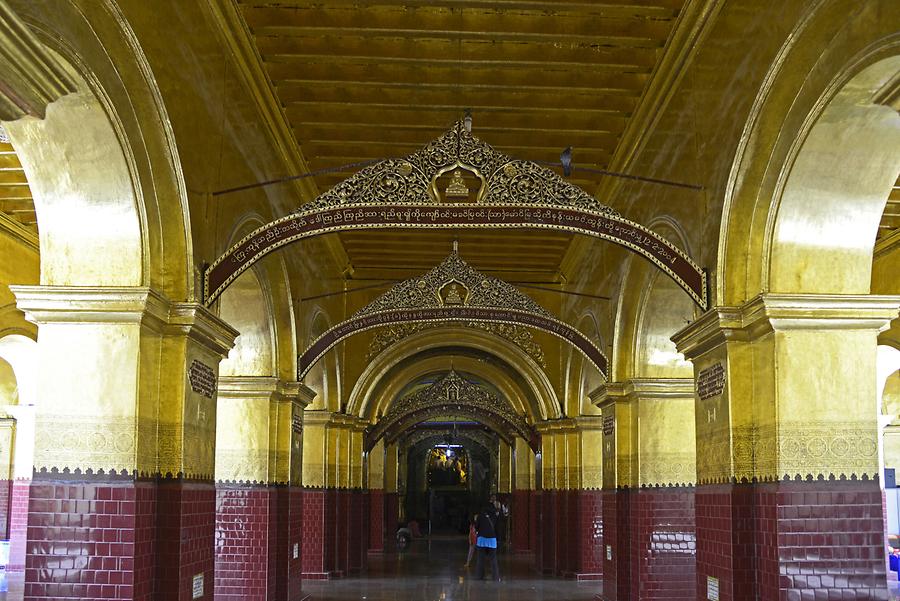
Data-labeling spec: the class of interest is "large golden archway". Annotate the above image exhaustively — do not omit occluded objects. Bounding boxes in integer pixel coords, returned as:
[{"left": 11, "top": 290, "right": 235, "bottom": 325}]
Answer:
[{"left": 204, "top": 121, "right": 707, "bottom": 309}]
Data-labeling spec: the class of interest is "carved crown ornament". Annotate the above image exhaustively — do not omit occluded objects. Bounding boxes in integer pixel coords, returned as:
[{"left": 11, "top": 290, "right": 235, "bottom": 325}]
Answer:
[
  {"left": 367, "top": 369, "right": 536, "bottom": 451},
  {"left": 296, "top": 248, "right": 608, "bottom": 382},
  {"left": 203, "top": 120, "right": 707, "bottom": 310}
]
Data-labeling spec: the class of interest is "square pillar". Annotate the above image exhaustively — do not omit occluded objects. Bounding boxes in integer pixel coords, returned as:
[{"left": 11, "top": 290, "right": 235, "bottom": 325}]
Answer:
[
  {"left": 11, "top": 286, "right": 237, "bottom": 601},
  {"left": 213, "top": 377, "right": 312, "bottom": 601},
  {"left": 593, "top": 379, "right": 697, "bottom": 600},
  {"left": 673, "top": 294, "right": 900, "bottom": 601},
  {"left": 367, "top": 439, "right": 385, "bottom": 553}
]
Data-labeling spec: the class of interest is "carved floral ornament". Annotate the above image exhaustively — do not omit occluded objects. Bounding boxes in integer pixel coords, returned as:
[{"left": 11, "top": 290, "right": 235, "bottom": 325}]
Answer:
[
  {"left": 366, "top": 321, "right": 545, "bottom": 367},
  {"left": 296, "top": 249, "right": 608, "bottom": 382},
  {"left": 367, "top": 369, "right": 535, "bottom": 450},
  {"left": 203, "top": 120, "right": 707, "bottom": 310}
]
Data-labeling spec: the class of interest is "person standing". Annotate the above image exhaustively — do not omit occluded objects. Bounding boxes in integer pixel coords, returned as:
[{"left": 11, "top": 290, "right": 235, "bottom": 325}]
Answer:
[
  {"left": 474, "top": 503, "right": 500, "bottom": 581},
  {"left": 464, "top": 514, "right": 477, "bottom": 567}
]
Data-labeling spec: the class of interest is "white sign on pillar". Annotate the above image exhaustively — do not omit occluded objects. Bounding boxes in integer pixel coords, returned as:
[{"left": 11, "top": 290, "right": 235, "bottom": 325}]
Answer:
[{"left": 192, "top": 573, "right": 204, "bottom": 599}]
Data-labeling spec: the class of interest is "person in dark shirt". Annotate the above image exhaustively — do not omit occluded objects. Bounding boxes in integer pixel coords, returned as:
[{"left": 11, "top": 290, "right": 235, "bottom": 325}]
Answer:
[{"left": 474, "top": 504, "right": 500, "bottom": 581}]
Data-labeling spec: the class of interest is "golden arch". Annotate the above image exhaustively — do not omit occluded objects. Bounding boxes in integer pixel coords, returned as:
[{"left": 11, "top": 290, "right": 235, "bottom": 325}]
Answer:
[{"left": 203, "top": 121, "right": 708, "bottom": 310}]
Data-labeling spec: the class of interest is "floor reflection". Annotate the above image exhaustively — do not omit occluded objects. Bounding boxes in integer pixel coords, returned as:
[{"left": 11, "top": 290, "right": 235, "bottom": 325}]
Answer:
[
  {"left": 304, "top": 537, "right": 599, "bottom": 601},
  {"left": 2, "top": 546, "right": 900, "bottom": 600}
]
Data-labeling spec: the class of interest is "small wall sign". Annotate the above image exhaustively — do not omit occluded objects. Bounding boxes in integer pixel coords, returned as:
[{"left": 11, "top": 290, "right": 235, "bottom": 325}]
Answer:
[
  {"left": 602, "top": 415, "right": 615, "bottom": 436},
  {"left": 192, "top": 573, "right": 204, "bottom": 599},
  {"left": 188, "top": 360, "right": 217, "bottom": 399},
  {"left": 606, "top": 545, "right": 612, "bottom": 561},
  {"left": 707, "top": 575, "right": 719, "bottom": 601},
  {"left": 697, "top": 363, "right": 726, "bottom": 400},
  {"left": 293, "top": 542, "right": 299, "bottom": 559}
]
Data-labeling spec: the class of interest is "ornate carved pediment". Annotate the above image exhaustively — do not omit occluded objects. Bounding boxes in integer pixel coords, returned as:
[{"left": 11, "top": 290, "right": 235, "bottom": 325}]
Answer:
[
  {"left": 369, "top": 370, "right": 534, "bottom": 448},
  {"left": 353, "top": 246, "right": 553, "bottom": 318},
  {"left": 297, "top": 120, "right": 618, "bottom": 216}
]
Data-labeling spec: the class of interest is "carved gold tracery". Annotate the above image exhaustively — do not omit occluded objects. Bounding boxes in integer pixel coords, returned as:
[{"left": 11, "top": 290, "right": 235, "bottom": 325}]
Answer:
[
  {"left": 203, "top": 121, "right": 707, "bottom": 309},
  {"left": 366, "top": 321, "right": 546, "bottom": 367},
  {"left": 297, "top": 249, "right": 607, "bottom": 381},
  {"left": 367, "top": 370, "right": 536, "bottom": 451}
]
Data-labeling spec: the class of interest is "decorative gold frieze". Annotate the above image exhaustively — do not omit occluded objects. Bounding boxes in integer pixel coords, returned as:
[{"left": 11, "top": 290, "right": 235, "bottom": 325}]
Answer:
[{"left": 366, "top": 320, "right": 546, "bottom": 367}]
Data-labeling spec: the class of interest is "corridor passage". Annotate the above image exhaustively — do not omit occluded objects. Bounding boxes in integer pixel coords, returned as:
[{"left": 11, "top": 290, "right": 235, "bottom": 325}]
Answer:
[{"left": 302, "top": 538, "right": 599, "bottom": 601}]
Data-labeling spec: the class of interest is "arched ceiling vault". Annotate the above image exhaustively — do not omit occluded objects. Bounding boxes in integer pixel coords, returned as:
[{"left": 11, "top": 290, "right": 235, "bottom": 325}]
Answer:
[
  {"left": 346, "top": 325, "right": 561, "bottom": 422},
  {"left": 368, "top": 369, "right": 536, "bottom": 451}
]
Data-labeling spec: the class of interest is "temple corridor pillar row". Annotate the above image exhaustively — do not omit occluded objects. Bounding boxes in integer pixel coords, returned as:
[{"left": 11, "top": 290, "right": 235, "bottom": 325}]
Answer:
[
  {"left": 531, "top": 420, "right": 604, "bottom": 580},
  {"left": 594, "top": 379, "right": 698, "bottom": 601},
  {"left": 10, "top": 286, "right": 238, "bottom": 601},
  {"left": 672, "top": 294, "right": 900, "bottom": 601},
  {"left": 300, "top": 412, "right": 368, "bottom": 580},
  {"left": 213, "top": 377, "right": 313, "bottom": 601}
]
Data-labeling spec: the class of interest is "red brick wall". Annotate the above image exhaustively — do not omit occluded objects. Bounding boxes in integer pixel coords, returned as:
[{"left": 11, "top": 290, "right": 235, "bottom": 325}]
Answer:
[
  {"left": 541, "top": 490, "right": 556, "bottom": 574},
  {"left": 287, "top": 486, "right": 304, "bottom": 598},
  {"left": 156, "top": 480, "right": 215, "bottom": 601},
  {"left": 573, "top": 489, "right": 603, "bottom": 580},
  {"left": 301, "top": 488, "right": 333, "bottom": 579},
  {"left": 368, "top": 488, "right": 384, "bottom": 552},
  {"left": 20, "top": 479, "right": 157, "bottom": 601},
  {"left": 511, "top": 489, "right": 530, "bottom": 553},
  {"left": 335, "top": 490, "right": 349, "bottom": 576},
  {"left": 0, "top": 478, "right": 11, "bottom": 540},
  {"left": 694, "top": 481, "right": 889, "bottom": 601},
  {"left": 630, "top": 488, "right": 696, "bottom": 600},
  {"left": 348, "top": 490, "right": 363, "bottom": 572},
  {"left": 555, "top": 489, "right": 569, "bottom": 575},
  {"left": 7, "top": 479, "right": 28, "bottom": 572},
  {"left": 214, "top": 485, "right": 277, "bottom": 601},
  {"left": 529, "top": 490, "right": 539, "bottom": 560},
  {"left": 601, "top": 488, "right": 630, "bottom": 601},
  {"left": 384, "top": 492, "right": 399, "bottom": 543}
]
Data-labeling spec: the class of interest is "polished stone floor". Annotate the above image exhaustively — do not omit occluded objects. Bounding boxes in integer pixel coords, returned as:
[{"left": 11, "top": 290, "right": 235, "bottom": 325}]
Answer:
[
  {"left": 304, "top": 537, "right": 600, "bottom": 600},
  {"left": 2, "top": 542, "right": 900, "bottom": 600}
]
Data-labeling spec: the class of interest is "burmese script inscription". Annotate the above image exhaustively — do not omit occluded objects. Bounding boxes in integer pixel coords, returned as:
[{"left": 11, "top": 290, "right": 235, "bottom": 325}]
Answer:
[
  {"left": 206, "top": 203, "right": 707, "bottom": 309},
  {"left": 297, "top": 305, "right": 608, "bottom": 380},
  {"left": 697, "top": 363, "right": 726, "bottom": 400},
  {"left": 189, "top": 360, "right": 217, "bottom": 399},
  {"left": 603, "top": 414, "right": 615, "bottom": 436}
]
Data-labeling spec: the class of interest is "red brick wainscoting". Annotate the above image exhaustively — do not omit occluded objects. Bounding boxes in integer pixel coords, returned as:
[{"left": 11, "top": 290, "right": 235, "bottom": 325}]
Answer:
[
  {"left": 20, "top": 478, "right": 158, "bottom": 601},
  {"left": 695, "top": 484, "right": 755, "bottom": 601},
  {"left": 629, "top": 488, "right": 696, "bottom": 600},
  {"left": 156, "top": 479, "right": 215, "bottom": 601},
  {"left": 286, "top": 486, "right": 304, "bottom": 599},
  {"left": 214, "top": 484, "right": 278, "bottom": 601},
  {"left": 301, "top": 488, "right": 337, "bottom": 579},
  {"left": 347, "top": 490, "right": 364, "bottom": 572},
  {"left": 572, "top": 489, "right": 603, "bottom": 580},
  {"left": 384, "top": 492, "right": 399, "bottom": 549},
  {"left": 6, "top": 479, "right": 29, "bottom": 572},
  {"left": 334, "top": 490, "right": 348, "bottom": 577},
  {"left": 0, "top": 478, "right": 11, "bottom": 540},
  {"left": 540, "top": 490, "right": 557, "bottom": 574},
  {"left": 696, "top": 481, "right": 889, "bottom": 601},
  {"left": 368, "top": 488, "right": 385, "bottom": 553},
  {"left": 601, "top": 488, "right": 629, "bottom": 601},
  {"left": 511, "top": 489, "right": 531, "bottom": 553}
]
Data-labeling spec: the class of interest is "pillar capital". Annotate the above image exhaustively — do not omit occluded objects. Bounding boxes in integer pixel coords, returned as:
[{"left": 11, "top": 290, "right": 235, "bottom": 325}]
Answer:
[
  {"left": 672, "top": 293, "right": 900, "bottom": 360},
  {"left": 9, "top": 285, "right": 238, "bottom": 479},
  {"left": 215, "top": 377, "right": 311, "bottom": 485},
  {"left": 673, "top": 294, "right": 900, "bottom": 485},
  {"left": 592, "top": 378, "right": 696, "bottom": 489}
]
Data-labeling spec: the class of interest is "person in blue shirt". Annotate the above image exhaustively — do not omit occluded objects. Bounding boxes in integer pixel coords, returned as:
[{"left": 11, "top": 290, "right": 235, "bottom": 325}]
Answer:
[{"left": 474, "top": 503, "right": 500, "bottom": 581}]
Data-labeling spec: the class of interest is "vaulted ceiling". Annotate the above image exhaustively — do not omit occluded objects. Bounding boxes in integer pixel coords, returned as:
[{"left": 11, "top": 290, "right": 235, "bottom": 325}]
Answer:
[
  {"left": 236, "top": 0, "right": 687, "bottom": 282},
  {"left": 0, "top": 135, "right": 36, "bottom": 235}
]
